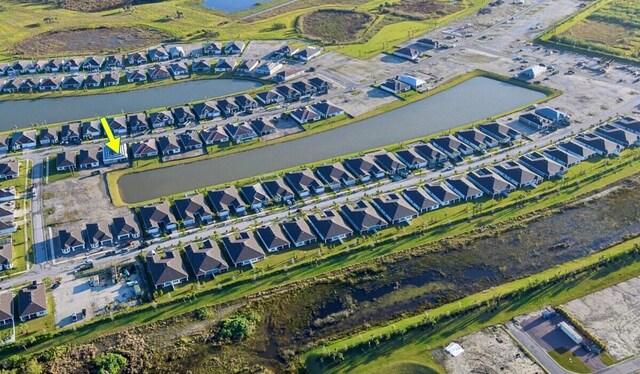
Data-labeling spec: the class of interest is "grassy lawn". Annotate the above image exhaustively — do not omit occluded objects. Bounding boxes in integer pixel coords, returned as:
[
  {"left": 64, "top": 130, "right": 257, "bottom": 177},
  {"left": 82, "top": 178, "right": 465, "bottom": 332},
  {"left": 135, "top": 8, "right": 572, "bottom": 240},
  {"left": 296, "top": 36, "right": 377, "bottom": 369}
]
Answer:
[
  {"left": 14, "top": 290, "right": 55, "bottom": 341},
  {"left": 304, "top": 238, "right": 640, "bottom": 373},
  {"left": 549, "top": 348, "right": 592, "bottom": 373},
  {"left": 45, "top": 156, "right": 74, "bottom": 185},
  {"left": 299, "top": 9, "right": 375, "bottom": 44},
  {"left": 539, "top": 0, "right": 639, "bottom": 62},
  {"left": 0, "top": 0, "right": 489, "bottom": 62},
  {"left": 107, "top": 70, "right": 559, "bottom": 207}
]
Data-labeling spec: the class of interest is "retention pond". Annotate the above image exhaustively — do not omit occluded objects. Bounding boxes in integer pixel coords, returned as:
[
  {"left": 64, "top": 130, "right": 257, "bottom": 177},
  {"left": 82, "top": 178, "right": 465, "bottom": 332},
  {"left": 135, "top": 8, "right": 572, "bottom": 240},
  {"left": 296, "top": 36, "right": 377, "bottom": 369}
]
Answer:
[
  {"left": 0, "top": 79, "right": 261, "bottom": 130},
  {"left": 118, "top": 77, "right": 546, "bottom": 204}
]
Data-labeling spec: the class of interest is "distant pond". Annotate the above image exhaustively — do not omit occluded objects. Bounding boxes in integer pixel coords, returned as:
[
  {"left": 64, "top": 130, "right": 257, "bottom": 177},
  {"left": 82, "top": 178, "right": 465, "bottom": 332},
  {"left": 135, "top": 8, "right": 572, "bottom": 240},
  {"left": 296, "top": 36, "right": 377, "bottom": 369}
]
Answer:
[
  {"left": 0, "top": 79, "right": 262, "bottom": 131},
  {"left": 202, "top": 0, "right": 276, "bottom": 12}
]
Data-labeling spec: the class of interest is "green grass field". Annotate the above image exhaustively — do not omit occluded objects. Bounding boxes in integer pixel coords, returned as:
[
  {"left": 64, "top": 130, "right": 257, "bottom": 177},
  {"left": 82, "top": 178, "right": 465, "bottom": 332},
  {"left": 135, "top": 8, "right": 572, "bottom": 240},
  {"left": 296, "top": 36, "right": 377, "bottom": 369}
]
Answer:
[
  {"left": 540, "top": 0, "right": 640, "bottom": 61},
  {"left": 549, "top": 348, "right": 592, "bottom": 373},
  {"left": 0, "top": 0, "right": 488, "bottom": 61}
]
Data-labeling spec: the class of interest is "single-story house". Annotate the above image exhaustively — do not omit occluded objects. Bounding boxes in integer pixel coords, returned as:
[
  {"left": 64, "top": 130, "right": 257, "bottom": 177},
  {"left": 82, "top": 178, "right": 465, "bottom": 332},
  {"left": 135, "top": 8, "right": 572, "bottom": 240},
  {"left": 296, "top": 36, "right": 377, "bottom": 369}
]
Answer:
[
  {"left": 59, "top": 228, "right": 86, "bottom": 253},
  {"left": 371, "top": 192, "right": 418, "bottom": 224},
  {"left": 307, "top": 210, "right": 353, "bottom": 243},
  {"left": 402, "top": 187, "right": 440, "bottom": 213},
  {"left": 55, "top": 151, "right": 76, "bottom": 172},
  {"left": 85, "top": 221, "right": 113, "bottom": 248},
  {"left": 206, "top": 187, "right": 246, "bottom": 219},
  {"left": 255, "top": 224, "right": 291, "bottom": 253},
  {"left": 138, "top": 201, "right": 178, "bottom": 236},
  {"left": 78, "top": 148, "right": 100, "bottom": 169},
  {"left": 130, "top": 139, "right": 159, "bottom": 159},
  {"left": 184, "top": 240, "right": 229, "bottom": 279},
  {"left": 147, "top": 251, "right": 189, "bottom": 289},
  {"left": 281, "top": 218, "right": 316, "bottom": 247},
  {"left": 340, "top": 201, "right": 388, "bottom": 235},
  {"left": 174, "top": 194, "right": 214, "bottom": 226},
  {"left": 18, "top": 282, "right": 48, "bottom": 322},
  {"left": 221, "top": 231, "right": 267, "bottom": 267}
]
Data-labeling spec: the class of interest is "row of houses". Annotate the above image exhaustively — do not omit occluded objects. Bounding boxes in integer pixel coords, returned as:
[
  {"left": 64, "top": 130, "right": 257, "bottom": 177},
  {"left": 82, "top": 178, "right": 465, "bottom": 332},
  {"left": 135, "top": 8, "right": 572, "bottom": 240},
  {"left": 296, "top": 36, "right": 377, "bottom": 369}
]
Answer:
[
  {"left": 0, "top": 72, "right": 122, "bottom": 93},
  {"left": 58, "top": 215, "right": 140, "bottom": 254},
  {"left": 137, "top": 123, "right": 640, "bottom": 288},
  {"left": 0, "top": 282, "right": 48, "bottom": 325},
  {"left": 0, "top": 41, "right": 246, "bottom": 78},
  {"left": 3, "top": 76, "right": 332, "bottom": 156}
]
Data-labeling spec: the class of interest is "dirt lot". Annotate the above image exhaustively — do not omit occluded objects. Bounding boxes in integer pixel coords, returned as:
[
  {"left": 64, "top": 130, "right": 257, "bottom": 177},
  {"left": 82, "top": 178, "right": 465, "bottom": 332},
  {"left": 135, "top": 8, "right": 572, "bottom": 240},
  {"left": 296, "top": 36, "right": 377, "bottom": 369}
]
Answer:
[
  {"left": 563, "top": 276, "right": 640, "bottom": 361},
  {"left": 389, "top": 0, "right": 464, "bottom": 19},
  {"left": 437, "top": 327, "right": 542, "bottom": 374},
  {"left": 53, "top": 266, "right": 142, "bottom": 327},
  {"left": 300, "top": 9, "right": 374, "bottom": 44},
  {"left": 43, "top": 172, "right": 133, "bottom": 238},
  {"left": 14, "top": 27, "right": 169, "bottom": 57}
]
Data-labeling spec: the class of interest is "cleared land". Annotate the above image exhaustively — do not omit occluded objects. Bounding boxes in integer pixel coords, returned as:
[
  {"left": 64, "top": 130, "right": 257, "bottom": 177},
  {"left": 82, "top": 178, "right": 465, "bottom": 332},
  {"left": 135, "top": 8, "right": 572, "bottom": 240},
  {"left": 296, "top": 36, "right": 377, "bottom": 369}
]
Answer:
[
  {"left": 385, "top": 0, "right": 465, "bottom": 20},
  {"left": 438, "top": 327, "right": 541, "bottom": 374},
  {"left": 547, "top": 0, "right": 640, "bottom": 60},
  {"left": 299, "top": 9, "right": 374, "bottom": 44},
  {"left": 14, "top": 27, "right": 170, "bottom": 57},
  {"left": 563, "top": 276, "right": 640, "bottom": 361}
]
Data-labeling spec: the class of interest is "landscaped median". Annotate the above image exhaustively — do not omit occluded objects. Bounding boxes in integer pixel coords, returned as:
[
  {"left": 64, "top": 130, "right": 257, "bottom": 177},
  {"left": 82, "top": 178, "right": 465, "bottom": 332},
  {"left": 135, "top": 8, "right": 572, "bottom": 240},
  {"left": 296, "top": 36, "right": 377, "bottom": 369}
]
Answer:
[
  {"left": 1, "top": 149, "right": 637, "bottom": 360},
  {"left": 105, "top": 69, "right": 560, "bottom": 207}
]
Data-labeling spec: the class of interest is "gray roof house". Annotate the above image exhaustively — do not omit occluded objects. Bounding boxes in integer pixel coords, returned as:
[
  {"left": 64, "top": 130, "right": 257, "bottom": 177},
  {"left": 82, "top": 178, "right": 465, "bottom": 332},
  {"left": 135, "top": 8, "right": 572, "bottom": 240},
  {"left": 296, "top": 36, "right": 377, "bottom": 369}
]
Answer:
[
  {"left": 256, "top": 90, "right": 285, "bottom": 105},
  {"left": 424, "top": 183, "right": 462, "bottom": 206},
  {"left": 315, "top": 162, "right": 356, "bottom": 191},
  {"left": 179, "top": 131, "right": 204, "bottom": 151},
  {"left": 455, "top": 128, "right": 499, "bottom": 151},
  {"left": 199, "top": 127, "right": 229, "bottom": 145},
  {"left": 402, "top": 187, "right": 440, "bottom": 213},
  {"left": 138, "top": 202, "right": 178, "bottom": 236},
  {"left": 466, "top": 168, "right": 516, "bottom": 198},
  {"left": 130, "top": 139, "right": 159, "bottom": 159},
  {"left": 149, "top": 110, "right": 175, "bottom": 128},
  {"left": 343, "top": 154, "right": 385, "bottom": 183},
  {"left": 11, "top": 130, "right": 37, "bottom": 151},
  {"left": 543, "top": 146, "right": 582, "bottom": 167},
  {"left": 307, "top": 210, "right": 354, "bottom": 243},
  {"left": 250, "top": 118, "right": 277, "bottom": 136},
  {"left": 55, "top": 151, "right": 75, "bottom": 172},
  {"left": 613, "top": 116, "right": 640, "bottom": 136},
  {"left": 493, "top": 160, "right": 543, "bottom": 188},
  {"left": 0, "top": 292, "right": 12, "bottom": 325},
  {"left": 340, "top": 201, "right": 388, "bottom": 234},
  {"left": 81, "top": 120, "right": 102, "bottom": 139},
  {"left": 371, "top": 192, "right": 418, "bottom": 224},
  {"left": 431, "top": 136, "right": 473, "bottom": 160},
  {"left": 112, "top": 215, "right": 140, "bottom": 241},
  {"left": 290, "top": 107, "right": 321, "bottom": 124},
  {"left": 0, "top": 160, "right": 18, "bottom": 180},
  {"left": 126, "top": 113, "right": 150, "bottom": 133},
  {"left": 147, "top": 251, "right": 189, "bottom": 289},
  {"left": 59, "top": 228, "right": 85, "bottom": 254},
  {"left": 444, "top": 177, "right": 483, "bottom": 201},
  {"left": 262, "top": 179, "right": 295, "bottom": 203},
  {"left": 206, "top": 187, "right": 246, "bottom": 219},
  {"left": 0, "top": 238, "right": 13, "bottom": 270},
  {"left": 557, "top": 140, "right": 597, "bottom": 160},
  {"left": 310, "top": 101, "right": 344, "bottom": 119},
  {"left": 281, "top": 218, "right": 317, "bottom": 247},
  {"left": 412, "top": 143, "right": 448, "bottom": 166},
  {"left": 221, "top": 231, "right": 266, "bottom": 267},
  {"left": 518, "top": 152, "right": 566, "bottom": 179},
  {"left": 174, "top": 194, "right": 214, "bottom": 226},
  {"left": 380, "top": 78, "right": 411, "bottom": 95},
  {"left": 157, "top": 134, "right": 181, "bottom": 156},
  {"left": 224, "top": 123, "right": 258, "bottom": 143},
  {"left": 255, "top": 224, "right": 291, "bottom": 253},
  {"left": 240, "top": 183, "right": 270, "bottom": 211},
  {"left": 285, "top": 169, "right": 325, "bottom": 198},
  {"left": 18, "top": 282, "right": 47, "bottom": 322},
  {"left": 193, "top": 101, "right": 221, "bottom": 120},
  {"left": 85, "top": 222, "right": 113, "bottom": 248},
  {"left": 594, "top": 124, "right": 639, "bottom": 148},
  {"left": 185, "top": 239, "right": 229, "bottom": 279},
  {"left": 371, "top": 150, "right": 408, "bottom": 176},
  {"left": 38, "top": 128, "right": 58, "bottom": 146},
  {"left": 77, "top": 148, "right": 100, "bottom": 169},
  {"left": 171, "top": 106, "right": 196, "bottom": 125},
  {"left": 395, "top": 148, "right": 428, "bottom": 169},
  {"left": 478, "top": 122, "right": 521, "bottom": 144}
]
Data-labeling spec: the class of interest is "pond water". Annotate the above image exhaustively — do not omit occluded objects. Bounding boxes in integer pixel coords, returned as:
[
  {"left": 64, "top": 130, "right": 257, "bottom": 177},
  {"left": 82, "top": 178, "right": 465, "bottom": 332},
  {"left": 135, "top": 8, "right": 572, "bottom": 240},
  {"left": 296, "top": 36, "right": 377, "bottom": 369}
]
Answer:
[
  {"left": 0, "top": 79, "right": 261, "bottom": 130},
  {"left": 118, "top": 77, "right": 547, "bottom": 203},
  {"left": 202, "top": 0, "right": 276, "bottom": 12}
]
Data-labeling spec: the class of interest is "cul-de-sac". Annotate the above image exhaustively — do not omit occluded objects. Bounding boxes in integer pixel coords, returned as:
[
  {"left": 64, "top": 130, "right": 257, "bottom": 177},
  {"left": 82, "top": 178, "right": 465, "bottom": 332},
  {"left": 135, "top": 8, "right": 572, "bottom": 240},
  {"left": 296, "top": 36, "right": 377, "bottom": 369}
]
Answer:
[{"left": 0, "top": 0, "right": 639, "bottom": 373}]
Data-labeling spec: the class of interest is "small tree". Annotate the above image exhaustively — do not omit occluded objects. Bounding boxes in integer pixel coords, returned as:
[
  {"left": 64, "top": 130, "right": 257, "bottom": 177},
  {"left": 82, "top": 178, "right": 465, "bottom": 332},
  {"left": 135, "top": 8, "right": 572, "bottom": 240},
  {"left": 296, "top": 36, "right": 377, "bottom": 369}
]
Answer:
[{"left": 94, "top": 353, "right": 127, "bottom": 374}]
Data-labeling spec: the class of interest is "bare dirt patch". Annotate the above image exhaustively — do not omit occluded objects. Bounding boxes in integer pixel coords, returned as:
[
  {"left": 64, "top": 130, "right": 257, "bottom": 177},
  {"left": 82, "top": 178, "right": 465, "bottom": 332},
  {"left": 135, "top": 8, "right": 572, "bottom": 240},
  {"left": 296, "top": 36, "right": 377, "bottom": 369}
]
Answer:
[
  {"left": 43, "top": 173, "right": 131, "bottom": 234},
  {"left": 299, "top": 9, "right": 374, "bottom": 44},
  {"left": 563, "top": 276, "right": 640, "bottom": 361},
  {"left": 14, "top": 26, "right": 170, "bottom": 57},
  {"left": 17, "top": 0, "right": 166, "bottom": 12},
  {"left": 387, "top": 0, "right": 464, "bottom": 20},
  {"left": 436, "top": 327, "right": 542, "bottom": 374}
]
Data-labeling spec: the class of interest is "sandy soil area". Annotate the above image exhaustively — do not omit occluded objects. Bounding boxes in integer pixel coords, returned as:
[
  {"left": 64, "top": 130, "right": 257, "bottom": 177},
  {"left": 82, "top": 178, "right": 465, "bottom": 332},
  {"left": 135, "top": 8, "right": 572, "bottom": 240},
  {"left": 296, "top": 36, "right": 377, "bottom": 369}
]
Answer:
[
  {"left": 43, "top": 173, "right": 133, "bottom": 234},
  {"left": 438, "top": 327, "right": 543, "bottom": 374},
  {"left": 563, "top": 276, "right": 640, "bottom": 360}
]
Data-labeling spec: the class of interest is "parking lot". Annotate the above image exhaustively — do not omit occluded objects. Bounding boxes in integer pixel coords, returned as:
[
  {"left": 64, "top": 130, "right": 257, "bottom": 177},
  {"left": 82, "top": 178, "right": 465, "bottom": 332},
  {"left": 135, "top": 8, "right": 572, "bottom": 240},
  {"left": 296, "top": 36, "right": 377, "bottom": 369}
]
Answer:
[
  {"left": 516, "top": 312, "right": 606, "bottom": 371},
  {"left": 52, "top": 264, "right": 142, "bottom": 328}
]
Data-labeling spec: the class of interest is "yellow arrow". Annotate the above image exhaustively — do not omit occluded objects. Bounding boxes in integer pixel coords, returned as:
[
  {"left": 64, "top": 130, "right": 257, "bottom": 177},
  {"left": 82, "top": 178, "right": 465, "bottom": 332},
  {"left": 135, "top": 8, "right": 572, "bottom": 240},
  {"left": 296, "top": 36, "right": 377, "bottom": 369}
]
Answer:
[{"left": 100, "top": 117, "right": 121, "bottom": 153}]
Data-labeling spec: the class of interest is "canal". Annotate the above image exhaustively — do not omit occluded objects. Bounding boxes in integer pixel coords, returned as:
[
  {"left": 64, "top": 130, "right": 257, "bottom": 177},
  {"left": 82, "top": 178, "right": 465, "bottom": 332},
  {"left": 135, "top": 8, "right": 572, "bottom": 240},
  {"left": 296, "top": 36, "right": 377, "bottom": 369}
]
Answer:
[
  {"left": 0, "top": 79, "right": 261, "bottom": 130},
  {"left": 118, "top": 77, "right": 547, "bottom": 204}
]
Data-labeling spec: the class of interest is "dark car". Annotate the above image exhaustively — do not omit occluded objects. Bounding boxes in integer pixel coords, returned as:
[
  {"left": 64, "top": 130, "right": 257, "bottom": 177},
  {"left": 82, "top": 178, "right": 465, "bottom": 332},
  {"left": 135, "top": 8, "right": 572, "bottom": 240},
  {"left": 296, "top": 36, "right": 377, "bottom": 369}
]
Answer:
[{"left": 72, "top": 313, "right": 78, "bottom": 322}]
